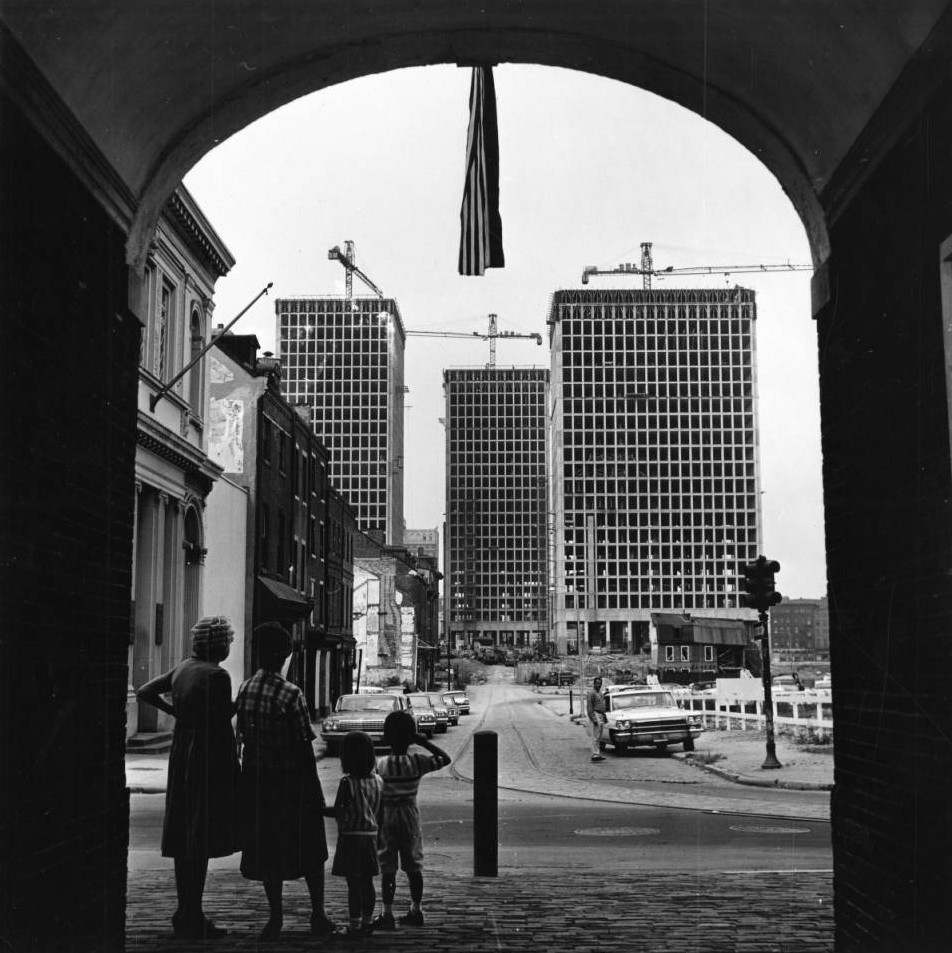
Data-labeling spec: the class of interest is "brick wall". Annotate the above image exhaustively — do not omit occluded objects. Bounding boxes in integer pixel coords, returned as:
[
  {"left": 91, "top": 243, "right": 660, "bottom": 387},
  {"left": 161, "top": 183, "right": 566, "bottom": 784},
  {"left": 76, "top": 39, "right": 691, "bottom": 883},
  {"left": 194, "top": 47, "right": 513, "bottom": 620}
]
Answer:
[
  {"left": 818, "top": 80, "right": 952, "bottom": 953},
  {"left": 1, "top": 96, "right": 138, "bottom": 950}
]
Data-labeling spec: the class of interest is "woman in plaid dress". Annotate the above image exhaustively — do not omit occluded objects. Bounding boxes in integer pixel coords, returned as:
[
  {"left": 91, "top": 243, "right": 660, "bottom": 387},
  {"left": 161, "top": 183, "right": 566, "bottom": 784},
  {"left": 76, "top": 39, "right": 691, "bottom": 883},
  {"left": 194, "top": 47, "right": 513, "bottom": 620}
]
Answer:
[{"left": 235, "top": 622, "right": 334, "bottom": 940}]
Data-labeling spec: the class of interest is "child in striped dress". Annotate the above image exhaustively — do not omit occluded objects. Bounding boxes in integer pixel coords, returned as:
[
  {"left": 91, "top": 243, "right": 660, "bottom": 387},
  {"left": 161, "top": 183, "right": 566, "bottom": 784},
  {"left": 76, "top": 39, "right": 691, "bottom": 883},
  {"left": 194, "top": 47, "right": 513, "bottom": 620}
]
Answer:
[
  {"left": 373, "top": 710, "right": 451, "bottom": 929},
  {"left": 327, "top": 731, "right": 384, "bottom": 939}
]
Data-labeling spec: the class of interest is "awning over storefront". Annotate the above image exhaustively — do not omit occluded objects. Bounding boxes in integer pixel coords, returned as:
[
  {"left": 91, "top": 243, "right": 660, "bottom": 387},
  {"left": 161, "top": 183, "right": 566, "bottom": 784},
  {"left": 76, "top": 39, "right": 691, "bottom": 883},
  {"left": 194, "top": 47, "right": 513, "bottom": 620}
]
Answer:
[
  {"left": 305, "top": 627, "right": 356, "bottom": 650},
  {"left": 651, "top": 613, "right": 749, "bottom": 646},
  {"left": 256, "top": 575, "right": 313, "bottom": 622}
]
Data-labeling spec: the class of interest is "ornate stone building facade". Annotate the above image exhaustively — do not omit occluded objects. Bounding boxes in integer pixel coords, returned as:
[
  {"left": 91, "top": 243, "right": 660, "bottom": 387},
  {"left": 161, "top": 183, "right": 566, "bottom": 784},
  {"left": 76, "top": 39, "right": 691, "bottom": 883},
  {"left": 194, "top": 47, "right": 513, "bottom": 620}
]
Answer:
[{"left": 128, "top": 187, "right": 234, "bottom": 738}]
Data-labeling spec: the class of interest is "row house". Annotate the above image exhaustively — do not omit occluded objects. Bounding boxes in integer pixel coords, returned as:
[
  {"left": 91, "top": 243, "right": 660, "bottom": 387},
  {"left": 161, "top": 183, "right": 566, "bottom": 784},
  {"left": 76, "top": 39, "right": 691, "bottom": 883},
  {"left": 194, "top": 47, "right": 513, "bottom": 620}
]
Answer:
[
  {"left": 207, "top": 333, "right": 355, "bottom": 715},
  {"left": 128, "top": 187, "right": 234, "bottom": 740}
]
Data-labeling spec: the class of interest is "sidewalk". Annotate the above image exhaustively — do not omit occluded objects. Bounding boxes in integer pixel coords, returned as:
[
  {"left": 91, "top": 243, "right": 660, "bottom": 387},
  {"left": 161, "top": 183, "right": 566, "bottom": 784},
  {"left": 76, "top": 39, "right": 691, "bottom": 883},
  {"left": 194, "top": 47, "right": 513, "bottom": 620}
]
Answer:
[{"left": 533, "top": 688, "right": 834, "bottom": 792}]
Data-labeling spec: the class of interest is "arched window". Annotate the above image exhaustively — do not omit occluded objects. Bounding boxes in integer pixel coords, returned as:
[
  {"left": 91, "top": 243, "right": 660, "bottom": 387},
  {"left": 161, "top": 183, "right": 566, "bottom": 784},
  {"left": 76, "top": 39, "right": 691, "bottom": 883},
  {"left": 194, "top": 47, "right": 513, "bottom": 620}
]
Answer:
[{"left": 188, "top": 308, "right": 205, "bottom": 415}]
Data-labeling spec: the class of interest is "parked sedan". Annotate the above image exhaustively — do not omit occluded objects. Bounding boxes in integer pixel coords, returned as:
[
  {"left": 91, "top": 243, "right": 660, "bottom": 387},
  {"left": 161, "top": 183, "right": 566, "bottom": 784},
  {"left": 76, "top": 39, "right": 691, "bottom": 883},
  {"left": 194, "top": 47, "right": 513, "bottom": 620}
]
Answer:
[
  {"left": 443, "top": 689, "right": 470, "bottom": 715},
  {"left": 321, "top": 693, "right": 407, "bottom": 755},
  {"left": 439, "top": 692, "right": 461, "bottom": 726},
  {"left": 403, "top": 693, "right": 439, "bottom": 738},
  {"left": 603, "top": 686, "right": 703, "bottom": 754},
  {"left": 421, "top": 692, "right": 452, "bottom": 733}
]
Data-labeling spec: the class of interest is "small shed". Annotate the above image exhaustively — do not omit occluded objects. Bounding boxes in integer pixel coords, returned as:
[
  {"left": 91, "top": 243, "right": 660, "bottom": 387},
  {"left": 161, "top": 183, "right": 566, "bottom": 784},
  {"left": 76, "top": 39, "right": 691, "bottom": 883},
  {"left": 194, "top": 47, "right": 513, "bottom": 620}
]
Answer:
[{"left": 651, "top": 613, "right": 752, "bottom": 684}]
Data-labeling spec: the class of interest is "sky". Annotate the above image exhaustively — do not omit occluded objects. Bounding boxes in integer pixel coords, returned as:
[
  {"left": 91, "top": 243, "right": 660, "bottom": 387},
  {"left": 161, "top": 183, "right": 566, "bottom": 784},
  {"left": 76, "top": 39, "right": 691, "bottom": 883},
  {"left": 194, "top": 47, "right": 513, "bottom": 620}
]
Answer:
[{"left": 184, "top": 64, "right": 825, "bottom": 598}]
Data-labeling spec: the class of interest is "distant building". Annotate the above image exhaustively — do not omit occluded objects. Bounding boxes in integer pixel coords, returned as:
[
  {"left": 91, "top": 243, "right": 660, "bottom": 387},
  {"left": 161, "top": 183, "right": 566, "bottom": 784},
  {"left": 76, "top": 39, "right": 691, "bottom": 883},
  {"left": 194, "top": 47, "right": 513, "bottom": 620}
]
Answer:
[
  {"left": 129, "top": 186, "right": 233, "bottom": 739},
  {"left": 353, "top": 535, "right": 441, "bottom": 689},
  {"left": 275, "top": 296, "right": 406, "bottom": 546},
  {"left": 404, "top": 527, "right": 440, "bottom": 562},
  {"left": 207, "top": 333, "right": 355, "bottom": 714},
  {"left": 770, "top": 596, "right": 829, "bottom": 660},
  {"left": 548, "top": 287, "right": 762, "bottom": 654},
  {"left": 444, "top": 367, "right": 549, "bottom": 649}
]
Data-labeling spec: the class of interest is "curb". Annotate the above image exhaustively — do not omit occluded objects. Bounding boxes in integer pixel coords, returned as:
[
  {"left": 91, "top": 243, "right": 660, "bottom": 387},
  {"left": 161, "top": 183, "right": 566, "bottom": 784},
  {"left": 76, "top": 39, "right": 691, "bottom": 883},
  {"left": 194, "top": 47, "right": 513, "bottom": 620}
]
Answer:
[{"left": 681, "top": 756, "right": 834, "bottom": 792}]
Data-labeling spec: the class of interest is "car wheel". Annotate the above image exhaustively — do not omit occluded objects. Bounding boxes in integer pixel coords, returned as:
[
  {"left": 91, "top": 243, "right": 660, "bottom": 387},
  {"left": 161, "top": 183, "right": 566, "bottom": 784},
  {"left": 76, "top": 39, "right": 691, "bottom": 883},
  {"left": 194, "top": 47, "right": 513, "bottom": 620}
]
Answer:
[
  {"left": 325, "top": 741, "right": 339, "bottom": 757},
  {"left": 438, "top": 724, "right": 448, "bottom": 734},
  {"left": 425, "top": 729, "right": 434, "bottom": 739},
  {"left": 612, "top": 743, "right": 627, "bottom": 756},
  {"left": 683, "top": 737, "right": 696, "bottom": 753},
  {"left": 654, "top": 742, "right": 668, "bottom": 752}
]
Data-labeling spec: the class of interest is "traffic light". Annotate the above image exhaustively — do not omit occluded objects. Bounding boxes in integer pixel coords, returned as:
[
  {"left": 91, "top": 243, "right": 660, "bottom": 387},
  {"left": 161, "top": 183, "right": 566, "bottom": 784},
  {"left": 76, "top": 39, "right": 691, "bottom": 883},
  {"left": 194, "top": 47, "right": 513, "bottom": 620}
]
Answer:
[{"left": 740, "top": 555, "right": 782, "bottom": 612}]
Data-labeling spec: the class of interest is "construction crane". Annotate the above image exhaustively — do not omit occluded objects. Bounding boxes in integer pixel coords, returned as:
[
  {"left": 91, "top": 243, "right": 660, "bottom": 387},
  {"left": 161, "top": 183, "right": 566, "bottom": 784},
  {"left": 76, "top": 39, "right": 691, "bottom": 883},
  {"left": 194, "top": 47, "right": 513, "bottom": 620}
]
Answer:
[
  {"left": 405, "top": 313, "right": 543, "bottom": 367},
  {"left": 582, "top": 241, "right": 813, "bottom": 289},
  {"left": 327, "top": 241, "right": 385, "bottom": 299}
]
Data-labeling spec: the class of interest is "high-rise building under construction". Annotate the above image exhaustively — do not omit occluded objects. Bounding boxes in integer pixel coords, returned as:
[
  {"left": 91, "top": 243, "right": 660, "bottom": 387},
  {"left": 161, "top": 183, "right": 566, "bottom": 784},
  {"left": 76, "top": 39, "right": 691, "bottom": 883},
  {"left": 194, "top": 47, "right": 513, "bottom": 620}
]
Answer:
[
  {"left": 276, "top": 296, "right": 405, "bottom": 545},
  {"left": 548, "top": 287, "right": 762, "bottom": 654},
  {"left": 444, "top": 367, "right": 549, "bottom": 649}
]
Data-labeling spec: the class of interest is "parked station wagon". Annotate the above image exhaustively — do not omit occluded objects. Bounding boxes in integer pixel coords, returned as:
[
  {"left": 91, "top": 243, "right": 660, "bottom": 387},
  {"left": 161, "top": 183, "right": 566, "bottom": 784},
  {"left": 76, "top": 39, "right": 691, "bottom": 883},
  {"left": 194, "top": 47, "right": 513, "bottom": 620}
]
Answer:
[{"left": 603, "top": 686, "right": 703, "bottom": 754}]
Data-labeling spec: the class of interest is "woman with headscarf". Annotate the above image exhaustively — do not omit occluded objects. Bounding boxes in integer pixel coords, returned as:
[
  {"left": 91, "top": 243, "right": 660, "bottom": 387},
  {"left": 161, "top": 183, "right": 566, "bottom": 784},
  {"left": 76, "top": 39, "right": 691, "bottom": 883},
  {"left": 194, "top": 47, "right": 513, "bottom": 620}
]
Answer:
[
  {"left": 235, "top": 622, "right": 336, "bottom": 939},
  {"left": 137, "top": 614, "right": 240, "bottom": 940}
]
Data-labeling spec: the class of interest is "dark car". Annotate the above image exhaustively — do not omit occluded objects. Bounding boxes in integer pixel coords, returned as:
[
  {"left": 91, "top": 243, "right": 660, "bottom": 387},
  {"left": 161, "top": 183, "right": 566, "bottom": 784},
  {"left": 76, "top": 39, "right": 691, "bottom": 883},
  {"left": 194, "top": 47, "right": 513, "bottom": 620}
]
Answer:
[{"left": 539, "top": 669, "right": 578, "bottom": 686}]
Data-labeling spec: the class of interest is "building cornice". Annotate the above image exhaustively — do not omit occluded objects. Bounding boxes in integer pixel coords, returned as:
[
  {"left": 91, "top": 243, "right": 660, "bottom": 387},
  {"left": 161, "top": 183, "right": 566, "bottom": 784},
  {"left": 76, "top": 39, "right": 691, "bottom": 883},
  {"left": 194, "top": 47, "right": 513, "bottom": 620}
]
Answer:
[
  {"left": 137, "top": 410, "right": 222, "bottom": 494},
  {"left": 164, "top": 187, "right": 236, "bottom": 280},
  {"left": 548, "top": 287, "right": 756, "bottom": 324}
]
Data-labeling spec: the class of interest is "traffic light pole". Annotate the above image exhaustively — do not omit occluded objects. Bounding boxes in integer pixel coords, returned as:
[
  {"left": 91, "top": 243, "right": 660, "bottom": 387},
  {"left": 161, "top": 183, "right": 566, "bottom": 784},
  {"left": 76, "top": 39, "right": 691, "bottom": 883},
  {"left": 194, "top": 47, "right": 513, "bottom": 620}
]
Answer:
[{"left": 758, "top": 609, "right": 782, "bottom": 769}]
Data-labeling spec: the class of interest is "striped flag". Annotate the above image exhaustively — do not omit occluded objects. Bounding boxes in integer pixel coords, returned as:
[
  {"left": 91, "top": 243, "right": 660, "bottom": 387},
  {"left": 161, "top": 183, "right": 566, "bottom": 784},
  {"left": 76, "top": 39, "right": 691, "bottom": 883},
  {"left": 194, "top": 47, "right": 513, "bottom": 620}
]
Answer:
[{"left": 459, "top": 66, "right": 505, "bottom": 276}]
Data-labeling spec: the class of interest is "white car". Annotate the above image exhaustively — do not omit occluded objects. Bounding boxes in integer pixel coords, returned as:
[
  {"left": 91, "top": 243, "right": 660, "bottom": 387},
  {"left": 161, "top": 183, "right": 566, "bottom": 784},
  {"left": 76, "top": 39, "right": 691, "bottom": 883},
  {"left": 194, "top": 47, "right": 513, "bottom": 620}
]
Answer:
[{"left": 603, "top": 686, "right": 704, "bottom": 754}]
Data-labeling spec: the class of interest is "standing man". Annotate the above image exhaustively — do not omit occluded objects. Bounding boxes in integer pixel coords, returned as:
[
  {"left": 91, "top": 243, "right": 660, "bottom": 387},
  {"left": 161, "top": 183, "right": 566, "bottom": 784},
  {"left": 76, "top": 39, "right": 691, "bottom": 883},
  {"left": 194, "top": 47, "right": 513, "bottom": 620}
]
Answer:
[{"left": 586, "top": 676, "right": 607, "bottom": 763}]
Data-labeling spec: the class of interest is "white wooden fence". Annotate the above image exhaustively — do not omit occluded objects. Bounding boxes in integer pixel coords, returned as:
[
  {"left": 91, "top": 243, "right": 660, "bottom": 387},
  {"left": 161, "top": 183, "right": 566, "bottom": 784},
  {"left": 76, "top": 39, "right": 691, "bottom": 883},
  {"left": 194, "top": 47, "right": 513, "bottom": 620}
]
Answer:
[{"left": 681, "top": 678, "right": 833, "bottom": 739}]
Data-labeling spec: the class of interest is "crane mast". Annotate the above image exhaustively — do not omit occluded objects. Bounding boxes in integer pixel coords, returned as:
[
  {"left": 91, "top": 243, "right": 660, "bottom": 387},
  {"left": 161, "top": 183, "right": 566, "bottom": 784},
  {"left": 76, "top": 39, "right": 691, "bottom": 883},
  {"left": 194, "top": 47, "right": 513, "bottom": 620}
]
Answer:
[{"left": 327, "top": 241, "right": 385, "bottom": 298}]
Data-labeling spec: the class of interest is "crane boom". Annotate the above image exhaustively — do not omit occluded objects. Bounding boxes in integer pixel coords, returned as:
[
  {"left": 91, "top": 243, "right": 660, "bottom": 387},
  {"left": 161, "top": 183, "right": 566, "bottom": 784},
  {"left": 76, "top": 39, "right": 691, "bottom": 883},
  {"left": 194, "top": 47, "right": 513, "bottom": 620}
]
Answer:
[
  {"left": 405, "top": 314, "right": 542, "bottom": 367},
  {"left": 581, "top": 241, "right": 813, "bottom": 284}
]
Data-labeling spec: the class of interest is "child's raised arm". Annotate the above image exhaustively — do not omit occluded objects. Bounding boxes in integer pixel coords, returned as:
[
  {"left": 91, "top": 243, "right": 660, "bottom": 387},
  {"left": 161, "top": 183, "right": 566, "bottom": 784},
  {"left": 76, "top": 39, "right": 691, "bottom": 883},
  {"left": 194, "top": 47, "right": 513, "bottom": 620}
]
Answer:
[{"left": 413, "top": 732, "right": 451, "bottom": 768}]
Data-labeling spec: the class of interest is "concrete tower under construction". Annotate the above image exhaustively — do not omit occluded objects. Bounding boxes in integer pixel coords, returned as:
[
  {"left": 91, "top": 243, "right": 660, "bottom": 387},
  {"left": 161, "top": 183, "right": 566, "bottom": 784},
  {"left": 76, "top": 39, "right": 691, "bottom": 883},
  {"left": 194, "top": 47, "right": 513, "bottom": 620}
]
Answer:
[
  {"left": 276, "top": 296, "right": 405, "bottom": 545},
  {"left": 548, "top": 287, "right": 762, "bottom": 654},
  {"left": 444, "top": 366, "right": 549, "bottom": 649}
]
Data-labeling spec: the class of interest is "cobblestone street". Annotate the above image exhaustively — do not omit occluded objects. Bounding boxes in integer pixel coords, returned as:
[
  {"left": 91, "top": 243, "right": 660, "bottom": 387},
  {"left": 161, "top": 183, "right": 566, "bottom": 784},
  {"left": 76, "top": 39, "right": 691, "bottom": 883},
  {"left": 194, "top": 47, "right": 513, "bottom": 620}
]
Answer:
[{"left": 127, "top": 865, "right": 833, "bottom": 952}]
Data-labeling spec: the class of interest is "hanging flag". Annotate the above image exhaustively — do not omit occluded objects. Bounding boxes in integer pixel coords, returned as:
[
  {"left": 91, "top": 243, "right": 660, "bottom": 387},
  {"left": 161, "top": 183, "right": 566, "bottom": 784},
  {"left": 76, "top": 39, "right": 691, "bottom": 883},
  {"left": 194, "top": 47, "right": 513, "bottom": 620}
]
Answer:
[{"left": 459, "top": 66, "right": 505, "bottom": 276}]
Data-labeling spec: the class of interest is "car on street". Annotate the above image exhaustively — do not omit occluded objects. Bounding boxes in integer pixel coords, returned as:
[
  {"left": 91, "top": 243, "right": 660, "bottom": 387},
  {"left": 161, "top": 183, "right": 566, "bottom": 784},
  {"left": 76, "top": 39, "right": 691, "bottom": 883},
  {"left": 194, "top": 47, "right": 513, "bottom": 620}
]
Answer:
[
  {"left": 602, "top": 686, "right": 704, "bottom": 754},
  {"left": 538, "top": 669, "right": 578, "bottom": 686},
  {"left": 438, "top": 692, "right": 461, "bottom": 726},
  {"left": 417, "top": 692, "right": 452, "bottom": 733},
  {"left": 444, "top": 689, "right": 470, "bottom": 715},
  {"left": 321, "top": 693, "right": 408, "bottom": 755},
  {"left": 404, "top": 693, "right": 439, "bottom": 737}
]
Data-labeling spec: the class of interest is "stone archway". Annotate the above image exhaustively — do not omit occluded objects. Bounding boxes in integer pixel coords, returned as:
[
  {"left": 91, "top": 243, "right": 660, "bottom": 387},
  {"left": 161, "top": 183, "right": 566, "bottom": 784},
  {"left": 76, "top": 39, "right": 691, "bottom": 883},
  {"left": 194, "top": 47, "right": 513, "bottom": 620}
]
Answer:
[
  {"left": 4, "top": 5, "right": 952, "bottom": 951},
  {"left": 126, "top": 31, "right": 829, "bottom": 277}
]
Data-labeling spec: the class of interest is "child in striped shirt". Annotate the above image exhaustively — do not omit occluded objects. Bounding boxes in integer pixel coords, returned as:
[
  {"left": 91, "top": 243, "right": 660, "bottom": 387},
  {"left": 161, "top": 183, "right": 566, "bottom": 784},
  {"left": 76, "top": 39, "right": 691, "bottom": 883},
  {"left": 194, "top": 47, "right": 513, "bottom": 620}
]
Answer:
[
  {"left": 373, "top": 710, "right": 451, "bottom": 929},
  {"left": 327, "top": 731, "right": 384, "bottom": 939}
]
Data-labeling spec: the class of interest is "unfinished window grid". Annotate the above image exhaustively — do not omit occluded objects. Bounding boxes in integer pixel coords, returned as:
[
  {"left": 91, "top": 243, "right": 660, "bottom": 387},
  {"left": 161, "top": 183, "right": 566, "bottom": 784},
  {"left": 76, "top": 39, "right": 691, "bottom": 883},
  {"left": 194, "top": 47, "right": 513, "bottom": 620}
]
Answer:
[
  {"left": 551, "top": 288, "right": 762, "bottom": 617},
  {"left": 445, "top": 368, "right": 549, "bottom": 641},
  {"left": 276, "top": 297, "right": 402, "bottom": 537}
]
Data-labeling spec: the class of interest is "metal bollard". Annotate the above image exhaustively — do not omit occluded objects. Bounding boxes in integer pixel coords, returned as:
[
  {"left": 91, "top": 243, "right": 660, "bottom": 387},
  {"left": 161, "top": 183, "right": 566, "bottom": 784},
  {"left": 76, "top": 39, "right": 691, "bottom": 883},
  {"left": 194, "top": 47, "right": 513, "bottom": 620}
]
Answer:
[
  {"left": 569, "top": 688, "right": 573, "bottom": 714},
  {"left": 473, "top": 730, "right": 498, "bottom": 877}
]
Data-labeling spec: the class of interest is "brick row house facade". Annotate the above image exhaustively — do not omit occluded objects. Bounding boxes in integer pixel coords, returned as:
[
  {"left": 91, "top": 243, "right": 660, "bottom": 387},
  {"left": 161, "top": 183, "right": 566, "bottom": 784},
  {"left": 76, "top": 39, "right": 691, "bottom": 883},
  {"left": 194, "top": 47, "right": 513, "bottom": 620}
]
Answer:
[{"left": 208, "top": 333, "right": 356, "bottom": 715}]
